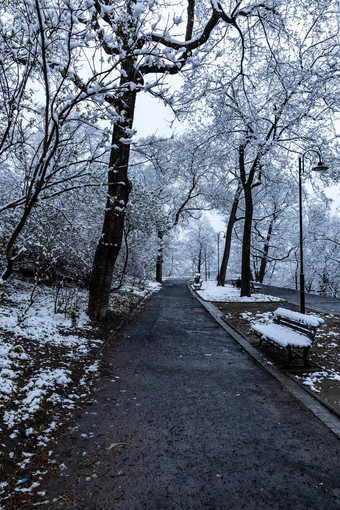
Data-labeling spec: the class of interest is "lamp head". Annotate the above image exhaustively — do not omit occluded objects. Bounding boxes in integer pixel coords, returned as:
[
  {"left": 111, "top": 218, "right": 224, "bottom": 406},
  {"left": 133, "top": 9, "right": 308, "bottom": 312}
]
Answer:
[{"left": 312, "top": 160, "right": 329, "bottom": 172}]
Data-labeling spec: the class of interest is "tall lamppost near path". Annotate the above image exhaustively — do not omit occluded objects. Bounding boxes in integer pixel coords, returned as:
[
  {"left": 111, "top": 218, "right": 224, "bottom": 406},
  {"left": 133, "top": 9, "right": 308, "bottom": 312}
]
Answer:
[
  {"left": 217, "top": 231, "right": 226, "bottom": 280},
  {"left": 298, "top": 150, "right": 328, "bottom": 314}
]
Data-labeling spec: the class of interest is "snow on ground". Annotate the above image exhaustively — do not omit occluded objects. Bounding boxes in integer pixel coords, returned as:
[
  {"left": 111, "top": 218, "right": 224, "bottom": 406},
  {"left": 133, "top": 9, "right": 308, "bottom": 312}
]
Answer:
[
  {"left": 0, "top": 276, "right": 161, "bottom": 505},
  {"left": 195, "top": 283, "right": 339, "bottom": 402},
  {"left": 0, "top": 281, "right": 100, "bottom": 427},
  {"left": 295, "top": 370, "right": 340, "bottom": 393},
  {"left": 229, "top": 307, "right": 340, "bottom": 405},
  {"left": 196, "top": 281, "right": 282, "bottom": 302}
]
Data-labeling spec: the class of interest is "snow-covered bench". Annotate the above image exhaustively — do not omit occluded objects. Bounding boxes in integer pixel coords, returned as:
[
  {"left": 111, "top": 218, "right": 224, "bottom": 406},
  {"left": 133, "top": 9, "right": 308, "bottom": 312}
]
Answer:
[
  {"left": 231, "top": 279, "right": 261, "bottom": 293},
  {"left": 250, "top": 281, "right": 261, "bottom": 293},
  {"left": 192, "top": 274, "right": 203, "bottom": 290},
  {"left": 251, "top": 307, "right": 324, "bottom": 368}
]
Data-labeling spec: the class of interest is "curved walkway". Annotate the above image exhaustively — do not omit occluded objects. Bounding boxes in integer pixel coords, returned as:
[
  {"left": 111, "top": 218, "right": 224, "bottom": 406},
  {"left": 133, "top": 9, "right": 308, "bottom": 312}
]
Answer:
[
  {"left": 261, "top": 285, "right": 340, "bottom": 315},
  {"left": 39, "top": 280, "right": 339, "bottom": 509}
]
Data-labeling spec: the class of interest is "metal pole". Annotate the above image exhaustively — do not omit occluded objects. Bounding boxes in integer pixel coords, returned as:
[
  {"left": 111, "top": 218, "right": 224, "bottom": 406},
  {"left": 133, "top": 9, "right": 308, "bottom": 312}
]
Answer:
[{"left": 299, "top": 156, "right": 305, "bottom": 314}]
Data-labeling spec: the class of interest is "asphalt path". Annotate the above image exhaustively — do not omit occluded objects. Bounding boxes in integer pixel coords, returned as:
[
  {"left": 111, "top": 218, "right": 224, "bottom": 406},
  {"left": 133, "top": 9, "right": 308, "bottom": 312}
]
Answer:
[
  {"left": 39, "top": 280, "right": 340, "bottom": 509},
  {"left": 261, "top": 284, "right": 340, "bottom": 315}
]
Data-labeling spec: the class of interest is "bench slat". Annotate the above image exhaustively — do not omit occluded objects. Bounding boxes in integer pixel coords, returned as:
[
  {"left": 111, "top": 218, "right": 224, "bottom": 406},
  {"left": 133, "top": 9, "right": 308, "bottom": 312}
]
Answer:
[
  {"left": 274, "top": 307, "right": 324, "bottom": 327},
  {"left": 252, "top": 323, "right": 312, "bottom": 348}
]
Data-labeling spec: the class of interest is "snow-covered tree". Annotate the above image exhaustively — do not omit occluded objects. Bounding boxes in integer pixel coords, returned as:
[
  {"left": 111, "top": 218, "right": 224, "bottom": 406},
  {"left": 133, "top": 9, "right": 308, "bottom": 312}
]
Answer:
[
  {"left": 85, "top": 0, "right": 287, "bottom": 319},
  {"left": 132, "top": 131, "right": 215, "bottom": 282},
  {"left": 180, "top": 0, "right": 339, "bottom": 296},
  {"left": 0, "top": 0, "right": 119, "bottom": 280}
]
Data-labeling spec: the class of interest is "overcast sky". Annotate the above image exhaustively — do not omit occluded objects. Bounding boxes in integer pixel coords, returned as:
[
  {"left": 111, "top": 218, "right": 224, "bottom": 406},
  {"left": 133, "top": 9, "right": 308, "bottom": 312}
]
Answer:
[{"left": 134, "top": 91, "right": 185, "bottom": 138}]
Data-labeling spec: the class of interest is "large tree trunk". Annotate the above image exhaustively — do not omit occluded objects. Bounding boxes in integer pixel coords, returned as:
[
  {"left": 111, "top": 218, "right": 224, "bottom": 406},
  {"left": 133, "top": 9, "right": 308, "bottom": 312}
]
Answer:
[
  {"left": 239, "top": 146, "right": 254, "bottom": 297},
  {"left": 217, "top": 182, "right": 242, "bottom": 286},
  {"left": 156, "top": 231, "right": 163, "bottom": 283},
  {"left": 88, "top": 77, "right": 137, "bottom": 320},
  {"left": 257, "top": 216, "right": 274, "bottom": 283},
  {"left": 241, "top": 183, "right": 253, "bottom": 297},
  {"left": 197, "top": 246, "right": 202, "bottom": 274},
  {"left": 156, "top": 253, "right": 162, "bottom": 283}
]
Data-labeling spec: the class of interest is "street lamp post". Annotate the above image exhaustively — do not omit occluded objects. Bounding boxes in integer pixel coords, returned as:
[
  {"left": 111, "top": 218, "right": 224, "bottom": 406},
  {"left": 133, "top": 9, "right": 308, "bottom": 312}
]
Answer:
[{"left": 298, "top": 150, "right": 328, "bottom": 314}]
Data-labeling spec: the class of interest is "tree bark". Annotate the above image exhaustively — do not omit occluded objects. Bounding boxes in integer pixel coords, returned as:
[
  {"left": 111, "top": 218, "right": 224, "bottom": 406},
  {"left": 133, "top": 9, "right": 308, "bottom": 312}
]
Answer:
[
  {"left": 197, "top": 245, "right": 202, "bottom": 274},
  {"left": 241, "top": 183, "right": 253, "bottom": 297},
  {"left": 217, "top": 182, "right": 242, "bottom": 286},
  {"left": 156, "top": 231, "right": 163, "bottom": 283},
  {"left": 257, "top": 216, "right": 274, "bottom": 283},
  {"left": 239, "top": 146, "right": 254, "bottom": 297},
  {"left": 111, "top": 231, "right": 130, "bottom": 292},
  {"left": 88, "top": 70, "right": 137, "bottom": 320}
]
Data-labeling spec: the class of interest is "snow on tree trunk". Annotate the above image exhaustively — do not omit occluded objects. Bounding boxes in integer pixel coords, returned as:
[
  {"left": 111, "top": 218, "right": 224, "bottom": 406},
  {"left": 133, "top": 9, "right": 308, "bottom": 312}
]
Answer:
[
  {"left": 257, "top": 216, "right": 275, "bottom": 283},
  {"left": 241, "top": 183, "right": 253, "bottom": 297},
  {"left": 156, "top": 231, "right": 164, "bottom": 284},
  {"left": 197, "top": 245, "right": 202, "bottom": 274},
  {"left": 88, "top": 83, "right": 137, "bottom": 321}
]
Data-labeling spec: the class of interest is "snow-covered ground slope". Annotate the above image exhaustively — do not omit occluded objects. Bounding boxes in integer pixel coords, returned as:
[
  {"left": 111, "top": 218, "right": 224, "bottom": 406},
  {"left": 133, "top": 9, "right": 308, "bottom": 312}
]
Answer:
[
  {"left": 196, "top": 281, "right": 282, "bottom": 302},
  {"left": 0, "top": 276, "right": 160, "bottom": 504}
]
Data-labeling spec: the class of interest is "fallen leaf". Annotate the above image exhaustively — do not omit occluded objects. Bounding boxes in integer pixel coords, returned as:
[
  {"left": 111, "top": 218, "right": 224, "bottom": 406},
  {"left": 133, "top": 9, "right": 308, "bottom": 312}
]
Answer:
[{"left": 106, "top": 442, "right": 127, "bottom": 451}]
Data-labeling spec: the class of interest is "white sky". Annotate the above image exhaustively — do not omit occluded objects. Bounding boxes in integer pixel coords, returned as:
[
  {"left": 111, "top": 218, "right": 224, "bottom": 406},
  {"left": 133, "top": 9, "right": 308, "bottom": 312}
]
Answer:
[{"left": 134, "top": 92, "right": 176, "bottom": 137}]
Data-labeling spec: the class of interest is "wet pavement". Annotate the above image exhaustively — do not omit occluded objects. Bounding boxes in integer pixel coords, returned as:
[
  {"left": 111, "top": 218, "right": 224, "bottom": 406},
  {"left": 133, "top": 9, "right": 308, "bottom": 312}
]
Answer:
[
  {"left": 38, "top": 280, "right": 340, "bottom": 509},
  {"left": 261, "top": 285, "right": 340, "bottom": 315}
]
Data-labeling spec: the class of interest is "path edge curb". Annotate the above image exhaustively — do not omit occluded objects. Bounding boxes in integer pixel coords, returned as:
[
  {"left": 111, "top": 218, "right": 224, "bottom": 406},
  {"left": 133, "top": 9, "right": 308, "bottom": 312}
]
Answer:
[{"left": 188, "top": 282, "right": 340, "bottom": 439}]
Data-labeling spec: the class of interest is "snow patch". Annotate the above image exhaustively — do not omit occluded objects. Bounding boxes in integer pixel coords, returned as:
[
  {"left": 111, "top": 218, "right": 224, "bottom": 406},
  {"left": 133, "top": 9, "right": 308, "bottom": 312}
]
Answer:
[{"left": 196, "top": 281, "right": 282, "bottom": 303}]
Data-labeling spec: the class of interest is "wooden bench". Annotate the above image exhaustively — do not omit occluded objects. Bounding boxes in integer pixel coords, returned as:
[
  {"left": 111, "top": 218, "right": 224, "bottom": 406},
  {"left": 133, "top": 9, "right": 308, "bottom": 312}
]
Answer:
[
  {"left": 250, "top": 281, "right": 261, "bottom": 293},
  {"left": 231, "top": 279, "right": 241, "bottom": 288},
  {"left": 192, "top": 275, "right": 203, "bottom": 290},
  {"left": 251, "top": 307, "right": 324, "bottom": 368},
  {"left": 231, "top": 279, "right": 261, "bottom": 293}
]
